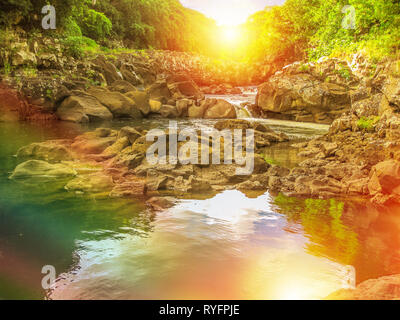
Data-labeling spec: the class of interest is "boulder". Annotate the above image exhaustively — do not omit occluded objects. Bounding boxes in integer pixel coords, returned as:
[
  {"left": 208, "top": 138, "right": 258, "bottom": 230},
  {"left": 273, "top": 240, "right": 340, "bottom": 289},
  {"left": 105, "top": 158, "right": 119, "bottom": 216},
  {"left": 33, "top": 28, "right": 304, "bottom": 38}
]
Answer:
[
  {"left": 16, "top": 141, "right": 72, "bottom": 162},
  {"left": 118, "top": 127, "right": 142, "bottom": 144},
  {"left": 149, "top": 99, "right": 162, "bottom": 113},
  {"left": 109, "top": 80, "right": 138, "bottom": 94},
  {"left": 65, "top": 173, "right": 114, "bottom": 193},
  {"left": 87, "top": 87, "right": 142, "bottom": 119},
  {"left": 125, "top": 90, "right": 151, "bottom": 116},
  {"left": 10, "top": 160, "right": 77, "bottom": 179},
  {"left": 256, "top": 68, "right": 352, "bottom": 124},
  {"left": 109, "top": 180, "right": 147, "bottom": 198},
  {"left": 146, "top": 80, "right": 172, "bottom": 102},
  {"left": 146, "top": 196, "right": 176, "bottom": 211},
  {"left": 159, "top": 105, "right": 179, "bottom": 118},
  {"left": 120, "top": 64, "right": 142, "bottom": 86},
  {"left": 203, "top": 99, "right": 237, "bottom": 119},
  {"left": 368, "top": 160, "right": 400, "bottom": 195},
  {"left": 56, "top": 92, "right": 113, "bottom": 123},
  {"left": 92, "top": 56, "right": 122, "bottom": 85}
]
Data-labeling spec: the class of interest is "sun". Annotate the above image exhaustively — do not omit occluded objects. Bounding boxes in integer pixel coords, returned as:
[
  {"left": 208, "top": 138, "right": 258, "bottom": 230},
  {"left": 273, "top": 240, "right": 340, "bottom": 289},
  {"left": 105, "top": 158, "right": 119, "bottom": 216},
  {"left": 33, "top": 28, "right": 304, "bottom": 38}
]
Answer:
[{"left": 220, "top": 27, "right": 240, "bottom": 44}]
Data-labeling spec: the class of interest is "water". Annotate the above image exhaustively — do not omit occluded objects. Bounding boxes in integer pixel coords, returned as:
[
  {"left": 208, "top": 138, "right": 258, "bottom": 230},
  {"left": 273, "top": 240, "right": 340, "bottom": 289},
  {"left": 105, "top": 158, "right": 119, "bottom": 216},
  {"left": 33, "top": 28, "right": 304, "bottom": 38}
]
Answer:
[{"left": 1, "top": 93, "right": 400, "bottom": 300}]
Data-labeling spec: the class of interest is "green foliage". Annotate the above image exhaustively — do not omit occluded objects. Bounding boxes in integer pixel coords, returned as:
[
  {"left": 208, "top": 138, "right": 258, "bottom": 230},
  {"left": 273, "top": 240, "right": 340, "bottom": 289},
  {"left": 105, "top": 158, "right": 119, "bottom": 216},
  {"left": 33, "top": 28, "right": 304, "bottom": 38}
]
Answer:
[
  {"left": 357, "top": 116, "right": 380, "bottom": 131},
  {"left": 242, "top": 0, "right": 400, "bottom": 63},
  {"left": 61, "top": 36, "right": 98, "bottom": 58},
  {"left": 64, "top": 17, "right": 82, "bottom": 37},
  {"left": 78, "top": 8, "right": 112, "bottom": 41}
]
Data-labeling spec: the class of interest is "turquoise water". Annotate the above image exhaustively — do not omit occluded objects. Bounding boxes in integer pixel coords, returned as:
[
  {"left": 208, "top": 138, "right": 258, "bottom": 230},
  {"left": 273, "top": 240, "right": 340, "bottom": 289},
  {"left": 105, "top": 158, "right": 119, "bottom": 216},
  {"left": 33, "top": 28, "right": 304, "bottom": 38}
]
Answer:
[{"left": 1, "top": 120, "right": 400, "bottom": 300}]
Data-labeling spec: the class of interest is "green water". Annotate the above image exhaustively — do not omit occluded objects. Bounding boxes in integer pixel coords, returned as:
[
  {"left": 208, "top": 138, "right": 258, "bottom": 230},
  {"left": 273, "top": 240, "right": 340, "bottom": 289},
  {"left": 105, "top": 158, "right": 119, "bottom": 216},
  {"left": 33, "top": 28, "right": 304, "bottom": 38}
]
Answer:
[{"left": 1, "top": 120, "right": 400, "bottom": 300}]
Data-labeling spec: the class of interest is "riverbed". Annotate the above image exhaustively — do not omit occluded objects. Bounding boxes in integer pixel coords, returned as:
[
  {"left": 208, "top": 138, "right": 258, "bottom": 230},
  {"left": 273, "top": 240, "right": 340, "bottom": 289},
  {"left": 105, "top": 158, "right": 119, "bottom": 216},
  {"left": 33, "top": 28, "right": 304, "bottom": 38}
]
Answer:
[{"left": 1, "top": 92, "right": 400, "bottom": 300}]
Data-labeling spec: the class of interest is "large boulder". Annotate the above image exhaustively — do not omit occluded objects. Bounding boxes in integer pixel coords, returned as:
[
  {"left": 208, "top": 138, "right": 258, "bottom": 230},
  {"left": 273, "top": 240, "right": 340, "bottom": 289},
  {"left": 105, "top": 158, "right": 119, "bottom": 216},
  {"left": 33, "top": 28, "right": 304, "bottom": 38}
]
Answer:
[
  {"left": 92, "top": 56, "right": 122, "bottom": 85},
  {"left": 167, "top": 74, "right": 204, "bottom": 100},
  {"left": 87, "top": 87, "right": 142, "bottom": 119},
  {"left": 65, "top": 173, "right": 114, "bottom": 193},
  {"left": 256, "top": 61, "right": 353, "bottom": 124},
  {"left": 368, "top": 160, "right": 400, "bottom": 196},
  {"left": 16, "top": 141, "right": 72, "bottom": 162},
  {"left": 125, "top": 90, "right": 151, "bottom": 116},
  {"left": 10, "top": 160, "right": 77, "bottom": 179},
  {"left": 203, "top": 99, "right": 237, "bottom": 119},
  {"left": 56, "top": 91, "right": 113, "bottom": 123}
]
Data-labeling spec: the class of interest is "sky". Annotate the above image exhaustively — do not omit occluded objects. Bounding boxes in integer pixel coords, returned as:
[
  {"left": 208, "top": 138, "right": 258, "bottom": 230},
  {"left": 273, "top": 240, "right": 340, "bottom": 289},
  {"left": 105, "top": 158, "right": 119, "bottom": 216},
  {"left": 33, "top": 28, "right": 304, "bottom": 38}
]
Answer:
[{"left": 180, "top": 0, "right": 286, "bottom": 26}]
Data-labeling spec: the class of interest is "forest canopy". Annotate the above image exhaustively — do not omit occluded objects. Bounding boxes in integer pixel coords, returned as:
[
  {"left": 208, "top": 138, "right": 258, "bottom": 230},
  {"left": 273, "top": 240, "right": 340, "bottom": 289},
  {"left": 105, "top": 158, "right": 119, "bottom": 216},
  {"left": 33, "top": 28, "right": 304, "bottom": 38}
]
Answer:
[{"left": 0, "top": 0, "right": 399, "bottom": 63}]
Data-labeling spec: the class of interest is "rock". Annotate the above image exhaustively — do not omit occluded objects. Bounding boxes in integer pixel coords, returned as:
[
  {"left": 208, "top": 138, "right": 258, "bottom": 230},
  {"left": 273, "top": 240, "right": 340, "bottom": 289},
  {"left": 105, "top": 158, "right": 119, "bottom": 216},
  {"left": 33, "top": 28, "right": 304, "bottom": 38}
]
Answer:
[
  {"left": 71, "top": 134, "right": 117, "bottom": 155},
  {"left": 146, "top": 196, "right": 176, "bottom": 211},
  {"left": 87, "top": 87, "right": 142, "bottom": 119},
  {"left": 188, "top": 104, "right": 205, "bottom": 118},
  {"left": 92, "top": 56, "right": 122, "bottom": 85},
  {"left": 125, "top": 90, "right": 151, "bottom": 116},
  {"left": 120, "top": 64, "right": 142, "bottom": 86},
  {"left": 16, "top": 141, "right": 72, "bottom": 162},
  {"left": 203, "top": 99, "right": 237, "bottom": 119},
  {"left": 109, "top": 80, "right": 138, "bottom": 94},
  {"left": 236, "top": 180, "right": 264, "bottom": 191},
  {"left": 10, "top": 160, "right": 77, "bottom": 179},
  {"left": 167, "top": 75, "right": 204, "bottom": 100},
  {"left": 368, "top": 160, "right": 400, "bottom": 196},
  {"left": 109, "top": 180, "right": 147, "bottom": 198},
  {"left": 102, "top": 137, "right": 130, "bottom": 157},
  {"left": 56, "top": 92, "right": 113, "bottom": 123},
  {"left": 146, "top": 80, "right": 172, "bottom": 102},
  {"left": 176, "top": 99, "right": 191, "bottom": 117},
  {"left": 327, "top": 274, "right": 400, "bottom": 300},
  {"left": 65, "top": 173, "right": 114, "bottom": 193},
  {"left": 149, "top": 99, "right": 162, "bottom": 113},
  {"left": 256, "top": 62, "right": 353, "bottom": 124},
  {"left": 173, "top": 176, "right": 213, "bottom": 193},
  {"left": 159, "top": 105, "right": 179, "bottom": 118},
  {"left": 118, "top": 127, "right": 142, "bottom": 144}
]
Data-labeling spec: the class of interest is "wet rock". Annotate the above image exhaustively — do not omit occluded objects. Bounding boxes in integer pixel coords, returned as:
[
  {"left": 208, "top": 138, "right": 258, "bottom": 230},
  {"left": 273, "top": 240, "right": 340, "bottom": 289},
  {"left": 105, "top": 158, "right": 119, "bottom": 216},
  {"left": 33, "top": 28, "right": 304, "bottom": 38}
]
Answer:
[
  {"left": 173, "top": 175, "right": 213, "bottom": 193},
  {"left": 65, "top": 173, "right": 114, "bottom": 193},
  {"left": 16, "top": 141, "right": 73, "bottom": 162},
  {"left": 118, "top": 127, "right": 142, "bottom": 144},
  {"left": 102, "top": 137, "right": 130, "bottom": 158},
  {"left": 56, "top": 92, "right": 113, "bottom": 123},
  {"left": 109, "top": 180, "right": 147, "bottom": 198},
  {"left": 146, "top": 196, "right": 176, "bottom": 211},
  {"left": 368, "top": 160, "right": 400, "bottom": 196},
  {"left": 10, "top": 160, "right": 77, "bottom": 179}
]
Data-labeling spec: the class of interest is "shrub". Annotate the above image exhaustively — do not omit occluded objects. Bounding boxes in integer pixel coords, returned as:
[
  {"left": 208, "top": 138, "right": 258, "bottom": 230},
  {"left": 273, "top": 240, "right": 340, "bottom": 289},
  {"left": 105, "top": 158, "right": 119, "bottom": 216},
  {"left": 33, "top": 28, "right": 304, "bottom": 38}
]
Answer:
[
  {"left": 357, "top": 116, "right": 380, "bottom": 131},
  {"left": 61, "top": 36, "right": 98, "bottom": 58}
]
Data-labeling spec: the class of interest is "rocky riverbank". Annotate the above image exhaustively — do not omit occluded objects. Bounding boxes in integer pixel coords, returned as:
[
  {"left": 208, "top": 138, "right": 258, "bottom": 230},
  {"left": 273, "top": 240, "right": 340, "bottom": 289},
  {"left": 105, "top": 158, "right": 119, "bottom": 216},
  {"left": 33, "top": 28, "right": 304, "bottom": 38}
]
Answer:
[{"left": 9, "top": 119, "right": 289, "bottom": 206}]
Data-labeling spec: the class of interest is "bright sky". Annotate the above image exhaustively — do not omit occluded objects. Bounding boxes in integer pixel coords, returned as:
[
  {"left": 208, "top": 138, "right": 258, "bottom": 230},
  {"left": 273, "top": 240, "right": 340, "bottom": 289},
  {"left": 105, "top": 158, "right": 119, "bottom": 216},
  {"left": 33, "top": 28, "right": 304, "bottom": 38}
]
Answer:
[{"left": 181, "top": 0, "right": 286, "bottom": 26}]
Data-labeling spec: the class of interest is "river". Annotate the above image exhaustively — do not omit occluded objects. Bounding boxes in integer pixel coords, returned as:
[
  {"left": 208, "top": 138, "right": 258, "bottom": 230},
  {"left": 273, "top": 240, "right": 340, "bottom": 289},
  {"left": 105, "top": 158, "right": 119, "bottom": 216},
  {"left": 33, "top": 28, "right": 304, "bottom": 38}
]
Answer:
[{"left": 1, "top": 91, "right": 400, "bottom": 300}]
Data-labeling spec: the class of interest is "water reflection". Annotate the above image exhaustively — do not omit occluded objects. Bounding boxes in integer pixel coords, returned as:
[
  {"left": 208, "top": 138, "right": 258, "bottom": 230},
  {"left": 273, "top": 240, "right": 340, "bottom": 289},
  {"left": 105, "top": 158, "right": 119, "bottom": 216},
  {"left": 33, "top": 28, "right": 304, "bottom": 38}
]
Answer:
[{"left": 49, "top": 191, "right": 353, "bottom": 300}]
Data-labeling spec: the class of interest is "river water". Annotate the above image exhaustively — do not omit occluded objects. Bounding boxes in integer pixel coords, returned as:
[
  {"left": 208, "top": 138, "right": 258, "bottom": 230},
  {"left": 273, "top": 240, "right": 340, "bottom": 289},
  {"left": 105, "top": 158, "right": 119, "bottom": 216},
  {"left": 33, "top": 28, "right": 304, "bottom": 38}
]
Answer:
[{"left": 1, "top": 92, "right": 400, "bottom": 300}]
